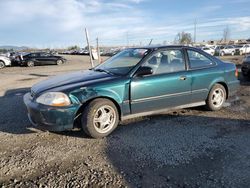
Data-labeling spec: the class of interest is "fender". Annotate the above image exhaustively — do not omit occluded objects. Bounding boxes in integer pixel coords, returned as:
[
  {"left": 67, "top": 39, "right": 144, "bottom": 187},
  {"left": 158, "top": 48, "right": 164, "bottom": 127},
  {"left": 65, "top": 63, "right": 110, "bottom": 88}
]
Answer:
[
  {"left": 69, "top": 86, "right": 128, "bottom": 117},
  {"left": 207, "top": 77, "right": 227, "bottom": 92}
]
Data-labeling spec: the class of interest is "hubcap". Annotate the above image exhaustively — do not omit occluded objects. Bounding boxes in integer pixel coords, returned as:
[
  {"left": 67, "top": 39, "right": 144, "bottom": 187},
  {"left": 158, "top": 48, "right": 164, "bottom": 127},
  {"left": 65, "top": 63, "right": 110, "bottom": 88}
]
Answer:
[
  {"left": 211, "top": 88, "right": 225, "bottom": 108},
  {"left": 28, "top": 62, "right": 34, "bottom": 67},
  {"left": 93, "top": 105, "right": 116, "bottom": 134}
]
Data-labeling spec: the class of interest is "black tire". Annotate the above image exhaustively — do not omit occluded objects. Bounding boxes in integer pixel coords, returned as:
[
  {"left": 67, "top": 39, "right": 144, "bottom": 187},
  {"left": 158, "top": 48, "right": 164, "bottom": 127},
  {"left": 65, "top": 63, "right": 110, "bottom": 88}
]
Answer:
[
  {"left": 81, "top": 98, "right": 119, "bottom": 138},
  {"left": 220, "top": 51, "right": 225, "bottom": 56},
  {"left": 56, "top": 59, "right": 63, "bottom": 65},
  {"left": 205, "top": 84, "right": 226, "bottom": 111},
  {"left": 27, "top": 61, "right": 34, "bottom": 67},
  {"left": 0, "top": 61, "right": 5, "bottom": 69}
]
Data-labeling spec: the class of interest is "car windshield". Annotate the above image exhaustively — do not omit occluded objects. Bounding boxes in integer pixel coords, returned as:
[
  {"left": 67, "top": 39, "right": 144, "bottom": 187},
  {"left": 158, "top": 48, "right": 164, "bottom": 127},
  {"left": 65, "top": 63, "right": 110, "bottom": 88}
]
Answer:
[{"left": 94, "top": 48, "right": 149, "bottom": 75}]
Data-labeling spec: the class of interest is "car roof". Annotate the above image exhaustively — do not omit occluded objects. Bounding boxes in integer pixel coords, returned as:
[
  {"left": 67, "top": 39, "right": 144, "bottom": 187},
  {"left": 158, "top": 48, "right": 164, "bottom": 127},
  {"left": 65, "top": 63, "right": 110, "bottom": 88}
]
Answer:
[{"left": 130, "top": 45, "right": 199, "bottom": 50}]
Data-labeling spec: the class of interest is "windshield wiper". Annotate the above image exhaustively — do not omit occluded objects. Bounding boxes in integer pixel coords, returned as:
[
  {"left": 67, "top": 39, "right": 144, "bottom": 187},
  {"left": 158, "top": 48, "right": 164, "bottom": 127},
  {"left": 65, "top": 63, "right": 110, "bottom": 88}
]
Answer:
[{"left": 94, "top": 68, "right": 115, "bottom": 75}]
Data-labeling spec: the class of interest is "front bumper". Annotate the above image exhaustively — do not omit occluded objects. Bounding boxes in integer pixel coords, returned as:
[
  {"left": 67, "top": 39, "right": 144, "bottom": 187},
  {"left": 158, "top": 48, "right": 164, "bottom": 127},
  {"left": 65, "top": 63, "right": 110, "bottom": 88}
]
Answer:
[{"left": 23, "top": 92, "right": 79, "bottom": 132}]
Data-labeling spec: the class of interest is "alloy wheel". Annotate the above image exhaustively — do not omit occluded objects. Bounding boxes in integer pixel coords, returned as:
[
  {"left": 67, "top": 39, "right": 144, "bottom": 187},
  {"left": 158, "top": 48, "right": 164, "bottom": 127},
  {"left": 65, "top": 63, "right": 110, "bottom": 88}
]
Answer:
[
  {"left": 211, "top": 88, "right": 225, "bottom": 108},
  {"left": 93, "top": 105, "right": 116, "bottom": 134}
]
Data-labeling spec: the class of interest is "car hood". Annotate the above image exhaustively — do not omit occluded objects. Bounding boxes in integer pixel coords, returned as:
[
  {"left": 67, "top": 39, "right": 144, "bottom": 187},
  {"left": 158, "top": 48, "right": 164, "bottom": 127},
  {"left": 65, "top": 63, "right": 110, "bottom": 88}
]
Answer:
[{"left": 31, "top": 70, "right": 116, "bottom": 94}]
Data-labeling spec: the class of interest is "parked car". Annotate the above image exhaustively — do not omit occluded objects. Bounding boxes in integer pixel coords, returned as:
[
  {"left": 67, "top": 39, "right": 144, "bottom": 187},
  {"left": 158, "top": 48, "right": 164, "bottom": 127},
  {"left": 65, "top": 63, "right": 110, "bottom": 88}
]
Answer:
[
  {"left": 233, "top": 45, "right": 244, "bottom": 55},
  {"left": 17, "top": 52, "right": 66, "bottom": 67},
  {"left": 239, "top": 44, "right": 250, "bottom": 55},
  {"left": 0, "top": 55, "right": 11, "bottom": 69},
  {"left": 214, "top": 45, "right": 223, "bottom": 56},
  {"left": 219, "top": 45, "right": 236, "bottom": 56},
  {"left": 24, "top": 46, "right": 239, "bottom": 138},
  {"left": 241, "top": 55, "right": 250, "bottom": 77},
  {"left": 201, "top": 47, "right": 215, "bottom": 56}
]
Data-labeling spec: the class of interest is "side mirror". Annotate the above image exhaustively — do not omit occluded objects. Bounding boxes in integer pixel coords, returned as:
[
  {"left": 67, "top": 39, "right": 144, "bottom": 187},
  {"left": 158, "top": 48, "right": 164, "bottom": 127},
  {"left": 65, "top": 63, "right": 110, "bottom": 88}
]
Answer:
[{"left": 135, "top": 66, "right": 153, "bottom": 77}]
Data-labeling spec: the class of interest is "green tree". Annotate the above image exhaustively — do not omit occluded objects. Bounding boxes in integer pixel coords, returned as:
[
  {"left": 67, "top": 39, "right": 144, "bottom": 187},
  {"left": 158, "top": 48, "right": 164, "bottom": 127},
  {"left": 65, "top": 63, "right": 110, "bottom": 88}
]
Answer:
[
  {"left": 174, "top": 31, "right": 192, "bottom": 45},
  {"left": 67, "top": 45, "right": 80, "bottom": 50}
]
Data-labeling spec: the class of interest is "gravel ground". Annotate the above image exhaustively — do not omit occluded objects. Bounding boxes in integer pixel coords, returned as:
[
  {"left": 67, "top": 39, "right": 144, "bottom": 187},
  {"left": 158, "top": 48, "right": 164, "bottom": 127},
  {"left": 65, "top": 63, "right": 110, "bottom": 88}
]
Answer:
[{"left": 0, "top": 55, "right": 249, "bottom": 187}]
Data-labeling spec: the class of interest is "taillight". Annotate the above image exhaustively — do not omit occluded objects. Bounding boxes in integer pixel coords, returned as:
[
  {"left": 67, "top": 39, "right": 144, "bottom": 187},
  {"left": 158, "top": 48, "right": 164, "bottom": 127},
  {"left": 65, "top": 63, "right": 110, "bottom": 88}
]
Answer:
[{"left": 235, "top": 67, "right": 238, "bottom": 78}]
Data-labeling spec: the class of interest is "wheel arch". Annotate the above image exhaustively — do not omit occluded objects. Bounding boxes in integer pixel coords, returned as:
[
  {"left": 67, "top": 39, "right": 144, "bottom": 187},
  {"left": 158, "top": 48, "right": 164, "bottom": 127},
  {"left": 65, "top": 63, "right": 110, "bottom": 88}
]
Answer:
[
  {"left": 208, "top": 81, "right": 229, "bottom": 99},
  {"left": 73, "top": 96, "right": 122, "bottom": 128},
  {"left": 217, "top": 82, "right": 229, "bottom": 99}
]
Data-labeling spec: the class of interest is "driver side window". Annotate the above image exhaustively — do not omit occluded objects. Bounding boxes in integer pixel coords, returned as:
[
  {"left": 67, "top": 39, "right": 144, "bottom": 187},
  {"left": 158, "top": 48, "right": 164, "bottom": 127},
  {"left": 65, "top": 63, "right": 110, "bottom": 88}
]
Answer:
[{"left": 143, "top": 49, "right": 185, "bottom": 75}]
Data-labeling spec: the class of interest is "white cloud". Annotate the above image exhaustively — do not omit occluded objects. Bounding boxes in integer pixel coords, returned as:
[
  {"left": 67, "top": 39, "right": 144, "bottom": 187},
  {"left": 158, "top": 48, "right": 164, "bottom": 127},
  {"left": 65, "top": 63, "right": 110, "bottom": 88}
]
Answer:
[{"left": 0, "top": 0, "right": 249, "bottom": 47}]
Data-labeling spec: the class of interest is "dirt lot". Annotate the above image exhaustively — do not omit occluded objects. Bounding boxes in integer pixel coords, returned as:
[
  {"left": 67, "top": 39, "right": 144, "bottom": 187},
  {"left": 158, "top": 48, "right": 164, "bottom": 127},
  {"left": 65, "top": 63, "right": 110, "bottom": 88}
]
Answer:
[{"left": 0, "top": 55, "right": 250, "bottom": 187}]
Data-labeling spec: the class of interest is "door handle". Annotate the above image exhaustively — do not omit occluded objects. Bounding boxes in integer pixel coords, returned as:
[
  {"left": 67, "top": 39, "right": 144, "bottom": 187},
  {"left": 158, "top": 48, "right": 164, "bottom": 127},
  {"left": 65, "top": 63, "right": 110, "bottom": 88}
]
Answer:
[{"left": 179, "top": 76, "right": 187, "bottom": 80}]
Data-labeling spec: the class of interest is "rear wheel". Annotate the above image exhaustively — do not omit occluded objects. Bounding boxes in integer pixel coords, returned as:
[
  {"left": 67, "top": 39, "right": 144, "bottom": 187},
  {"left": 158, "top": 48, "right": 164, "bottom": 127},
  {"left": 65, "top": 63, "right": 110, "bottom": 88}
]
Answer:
[
  {"left": 0, "top": 61, "right": 5, "bottom": 69},
  {"left": 56, "top": 59, "right": 63, "bottom": 65},
  {"left": 231, "top": 51, "right": 235, "bottom": 56},
  {"left": 205, "top": 84, "right": 226, "bottom": 111},
  {"left": 27, "top": 61, "right": 34, "bottom": 67},
  {"left": 81, "top": 98, "right": 119, "bottom": 138},
  {"left": 220, "top": 51, "right": 225, "bottom": 56}
]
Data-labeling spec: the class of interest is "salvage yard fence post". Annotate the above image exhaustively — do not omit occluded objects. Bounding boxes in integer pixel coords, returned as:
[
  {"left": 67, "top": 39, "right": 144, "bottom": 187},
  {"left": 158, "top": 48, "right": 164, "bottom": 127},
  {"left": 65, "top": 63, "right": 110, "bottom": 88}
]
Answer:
[{"left": 85, "top": 28, "right": 94, "bottom": 68}]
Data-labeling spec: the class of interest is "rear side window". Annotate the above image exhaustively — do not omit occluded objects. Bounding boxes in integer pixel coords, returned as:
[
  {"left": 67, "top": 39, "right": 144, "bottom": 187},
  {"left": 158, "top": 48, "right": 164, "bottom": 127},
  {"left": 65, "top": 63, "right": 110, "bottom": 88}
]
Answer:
[{"left": 187, "top": 50, "right": 215, "bottom": 69}]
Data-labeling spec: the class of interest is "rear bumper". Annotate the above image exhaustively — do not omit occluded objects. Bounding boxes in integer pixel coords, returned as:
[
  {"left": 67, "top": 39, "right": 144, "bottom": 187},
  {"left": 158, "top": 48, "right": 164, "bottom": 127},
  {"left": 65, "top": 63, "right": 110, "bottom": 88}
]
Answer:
[
  {"left": 23, "top": 92, "right": 78, "bottom": 132},
  {"left": 241, "top": 66, "right": 250, "bottom": 76}
]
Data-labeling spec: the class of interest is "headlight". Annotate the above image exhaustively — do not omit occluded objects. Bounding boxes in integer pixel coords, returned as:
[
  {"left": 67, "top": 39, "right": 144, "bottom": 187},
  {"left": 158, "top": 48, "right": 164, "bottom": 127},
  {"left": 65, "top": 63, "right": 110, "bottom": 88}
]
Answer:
[{"left": 36, "top": 92, "right": 71, "bottom": 106}]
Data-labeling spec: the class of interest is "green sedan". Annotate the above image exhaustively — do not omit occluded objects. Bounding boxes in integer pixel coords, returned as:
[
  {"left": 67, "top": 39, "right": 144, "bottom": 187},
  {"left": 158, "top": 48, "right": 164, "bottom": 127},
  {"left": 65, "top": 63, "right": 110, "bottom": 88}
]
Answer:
[{"left": 24, "top": 46, "right": 239, "bottom": 138}]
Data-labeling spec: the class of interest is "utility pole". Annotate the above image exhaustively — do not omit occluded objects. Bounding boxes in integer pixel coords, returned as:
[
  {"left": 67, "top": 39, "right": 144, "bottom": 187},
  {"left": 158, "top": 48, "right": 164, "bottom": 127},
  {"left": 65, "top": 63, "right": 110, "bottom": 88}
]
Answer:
[
  {"left": 194, "top": 19, "right": 197, "bottom": 45},
  {"left": 126, "top": 31, "right": 129, "bottom": 47},
  {"left": 96, "top": 37, "right": 101, "bottom": 64},
  {"left": 148, "top": 39, "right": 153, "bottom": 46},
  {"left": 85, "top": 28, "right": 94, "bottom": 68}
]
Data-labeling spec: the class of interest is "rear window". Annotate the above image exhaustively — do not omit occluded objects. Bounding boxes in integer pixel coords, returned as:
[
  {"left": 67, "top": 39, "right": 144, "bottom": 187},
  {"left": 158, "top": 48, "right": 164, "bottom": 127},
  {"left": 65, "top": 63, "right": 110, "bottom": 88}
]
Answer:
[{"left": 187, "top": 50, "right": 215, "bottom": 69}]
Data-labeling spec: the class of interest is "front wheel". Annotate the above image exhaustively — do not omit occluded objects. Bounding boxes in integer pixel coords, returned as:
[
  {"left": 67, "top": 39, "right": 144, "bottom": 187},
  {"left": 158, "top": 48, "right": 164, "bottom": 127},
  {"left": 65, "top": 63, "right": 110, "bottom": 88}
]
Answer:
[
  {"left": 27, "top": 61, "right": 34, "bottom": 67},
  {"left": 0, "top": 61, "right": 5, "bottom": 69},
  {"left": 56, "top": 59, "right": 63, "bottom": 65},
  {"left": 81, "top": 99, "right": 119, "bottom": 138},
  {"left": 205, "top": 84, "right": 226, "bottom": 111}
]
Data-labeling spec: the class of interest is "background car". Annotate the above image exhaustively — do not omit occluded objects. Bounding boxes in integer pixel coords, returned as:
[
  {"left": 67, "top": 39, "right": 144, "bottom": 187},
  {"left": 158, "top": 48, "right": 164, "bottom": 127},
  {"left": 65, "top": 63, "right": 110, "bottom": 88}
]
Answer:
[
  {"left": 214, "top": 45, "right": 224, "bottom": 56},
  {"left": 18, "top": 52, "right": 66, "bottom": 67},
  {"left": 241, "top": 55, "right": 250, "bottom": 77},
  {"left": 240, "top": 44, "right": 250, "bottom": 55},
  {"left": 201, "top": 47, "right": 215, "bottom": 56},
  {"left": 219, "top": 45, "right": 236, "bottom": 56},
  {"left": 233, "top": 45, "right": 244, "bottom": 55},
  {"left": 0, "top": 55, "right": 11, "bottom": 69}
]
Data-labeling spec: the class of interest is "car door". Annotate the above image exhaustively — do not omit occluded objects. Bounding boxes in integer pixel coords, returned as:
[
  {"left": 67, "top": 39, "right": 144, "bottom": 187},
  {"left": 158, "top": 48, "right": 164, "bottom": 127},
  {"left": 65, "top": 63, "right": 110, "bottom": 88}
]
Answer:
[
  {"left": 47, "top": 53, "right": 58, "bottom": 64},
  {"left": 37, "top": 53, "right": 53, "bottom": 65},
  {"left": 185, "top": 49, "right": 218, "bottom": 103},
  {"left": 130, "top": 48, "right": 192, "bottom": 114}
]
